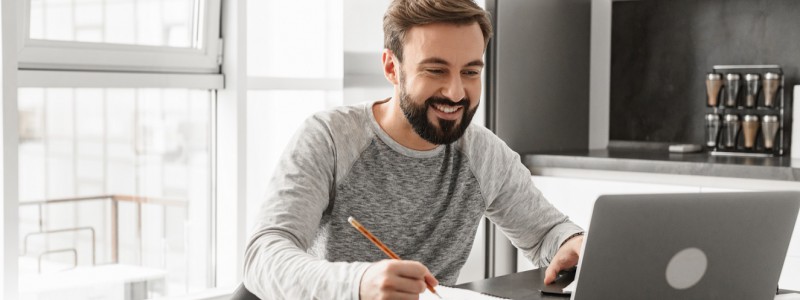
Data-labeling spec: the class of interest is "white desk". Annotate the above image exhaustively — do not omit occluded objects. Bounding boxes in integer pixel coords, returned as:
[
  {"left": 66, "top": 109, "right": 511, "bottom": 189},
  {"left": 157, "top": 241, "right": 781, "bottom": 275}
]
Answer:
[{"left": 19, "top": 260, "right": 166, "bottom": 300}]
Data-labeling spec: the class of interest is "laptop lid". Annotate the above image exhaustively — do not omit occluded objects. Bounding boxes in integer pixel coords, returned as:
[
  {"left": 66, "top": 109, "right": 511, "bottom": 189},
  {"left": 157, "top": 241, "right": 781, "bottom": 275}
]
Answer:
[{"left": 571, "top": 192, "right": 800, "bottom": 300}]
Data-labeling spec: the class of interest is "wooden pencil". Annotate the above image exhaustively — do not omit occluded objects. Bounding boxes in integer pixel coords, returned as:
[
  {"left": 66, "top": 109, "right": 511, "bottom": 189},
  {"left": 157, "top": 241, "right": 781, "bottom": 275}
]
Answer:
[{"left": 348, "top": 216, "right": 442, "bottom": 299}]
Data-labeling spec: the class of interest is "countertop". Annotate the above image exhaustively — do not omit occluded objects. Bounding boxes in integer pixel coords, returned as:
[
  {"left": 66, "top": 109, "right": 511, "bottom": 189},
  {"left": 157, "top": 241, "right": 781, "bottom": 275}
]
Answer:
[{"left": 523, "top": 147, "right": 800, "bottom": 182}]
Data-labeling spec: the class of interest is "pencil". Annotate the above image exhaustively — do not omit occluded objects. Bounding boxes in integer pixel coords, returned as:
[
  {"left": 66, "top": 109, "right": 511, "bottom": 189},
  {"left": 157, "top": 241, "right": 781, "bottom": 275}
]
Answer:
[{"left": 347, "top": 216, "right": 442, "bottom": 299}]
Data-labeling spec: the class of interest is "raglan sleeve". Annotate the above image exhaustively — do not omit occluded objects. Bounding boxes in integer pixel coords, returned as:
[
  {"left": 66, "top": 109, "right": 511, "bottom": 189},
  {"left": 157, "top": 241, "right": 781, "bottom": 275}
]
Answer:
[
  {"left": 242, "top": 115, "right": 371, "bottom": 300},
  {"left": 468, "top": 127, "right": 584, "bottom": 267}
]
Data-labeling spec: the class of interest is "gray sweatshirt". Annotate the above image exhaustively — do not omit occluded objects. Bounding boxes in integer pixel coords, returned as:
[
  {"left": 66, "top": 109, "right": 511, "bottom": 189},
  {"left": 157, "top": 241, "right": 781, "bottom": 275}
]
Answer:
[{"left": 243, "top": 100, "right": 583, "bottom": 299}]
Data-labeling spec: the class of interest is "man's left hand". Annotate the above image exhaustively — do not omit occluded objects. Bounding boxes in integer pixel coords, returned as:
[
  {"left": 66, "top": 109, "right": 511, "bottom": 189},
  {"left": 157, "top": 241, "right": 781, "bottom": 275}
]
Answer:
[{"left": 543, "top": 235, "right": 584, "bottom": 284}]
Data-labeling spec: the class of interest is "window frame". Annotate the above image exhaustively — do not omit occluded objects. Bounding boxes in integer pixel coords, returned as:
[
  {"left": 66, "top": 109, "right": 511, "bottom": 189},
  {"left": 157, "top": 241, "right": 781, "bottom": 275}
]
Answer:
[
  {"left": 17, "top": 69, "right": 223, "bottom": 89},
  {"left": 4, "top": 0, "right": 229, "bottom": 298},
  {"left": 16, "top": 0, "right": 222, "bottom": 74},
  {"left": 12, "top": 85, "right": 220, "bottom": 297},
  {"left": 2, "top": 0, "right": 21, "bottom": 298}
]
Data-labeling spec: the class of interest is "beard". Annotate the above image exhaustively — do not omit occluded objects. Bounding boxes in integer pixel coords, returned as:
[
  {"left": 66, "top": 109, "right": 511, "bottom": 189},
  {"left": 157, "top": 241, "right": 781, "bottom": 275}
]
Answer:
[{"left": 398, "top": 71, "right": 478, "bottom": 145}]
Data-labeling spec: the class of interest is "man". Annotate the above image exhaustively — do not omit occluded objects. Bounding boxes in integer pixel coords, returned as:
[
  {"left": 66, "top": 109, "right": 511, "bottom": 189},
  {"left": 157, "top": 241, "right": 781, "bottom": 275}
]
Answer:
[{"left": 243, "top": 0, "right": 584, "bottom": 299}]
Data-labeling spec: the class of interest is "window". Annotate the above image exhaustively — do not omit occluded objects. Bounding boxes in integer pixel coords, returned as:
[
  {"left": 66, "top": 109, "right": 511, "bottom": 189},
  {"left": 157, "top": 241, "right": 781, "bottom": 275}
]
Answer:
[
  {"left": 3, "top": 1, "right": 496, "bottom": 299},
  {"left": 6, "top": 0, "right": 224, "bottom": 299},
  {"left": 17, "top": 88, "right": 214, "bottom": 299},
  {"left": 247, "top": 0, "right": 341, "bottom": 78},
  {"left": 29, "top": 0, "right": 198, "bottom": 47},
  {"left": 245, "top": 0, "right": 344, "bottom": 231},
  {"left": 18, "top": 0, "right": 221, "bottom": 73}
]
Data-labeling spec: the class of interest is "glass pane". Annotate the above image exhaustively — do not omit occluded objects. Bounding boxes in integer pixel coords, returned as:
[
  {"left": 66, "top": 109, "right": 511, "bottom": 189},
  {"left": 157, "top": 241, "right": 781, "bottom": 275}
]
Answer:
[
  {"left": 247, "top": 0, "right": 343, "bottom": 78},
  {"left": 246, "top": 90, "right": 343, "bottom": 231},
  {"left": 29, "top": 0, "right": 199, "bottom": 48},
  {"left": 18, "top": 87, "right": 213, "bottom": 299}
]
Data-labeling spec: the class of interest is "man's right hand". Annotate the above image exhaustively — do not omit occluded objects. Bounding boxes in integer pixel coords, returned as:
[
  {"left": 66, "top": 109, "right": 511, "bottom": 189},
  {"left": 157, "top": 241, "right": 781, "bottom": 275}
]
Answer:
[{"left": 359, "top": 259, "right": 439, "bottom": 300}]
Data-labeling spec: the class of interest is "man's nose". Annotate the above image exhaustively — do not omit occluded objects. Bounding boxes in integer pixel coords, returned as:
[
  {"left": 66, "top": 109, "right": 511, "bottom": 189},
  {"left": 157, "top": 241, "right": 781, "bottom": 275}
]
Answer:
[{"left": 441, "top": 75, "right": 466, "bottom": 102}]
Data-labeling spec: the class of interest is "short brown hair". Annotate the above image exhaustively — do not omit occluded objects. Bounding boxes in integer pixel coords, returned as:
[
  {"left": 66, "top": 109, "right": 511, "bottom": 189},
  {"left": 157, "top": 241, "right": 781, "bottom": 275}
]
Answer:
[{"left": 383, "top": 0, "right": 493, "bottom": 62}]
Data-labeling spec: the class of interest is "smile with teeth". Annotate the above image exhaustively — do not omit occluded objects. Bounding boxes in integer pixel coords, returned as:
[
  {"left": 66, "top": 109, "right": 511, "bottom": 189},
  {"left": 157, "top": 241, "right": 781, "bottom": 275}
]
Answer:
[{"left": 433, "top": 104, "right": 462, "bottom": 114}]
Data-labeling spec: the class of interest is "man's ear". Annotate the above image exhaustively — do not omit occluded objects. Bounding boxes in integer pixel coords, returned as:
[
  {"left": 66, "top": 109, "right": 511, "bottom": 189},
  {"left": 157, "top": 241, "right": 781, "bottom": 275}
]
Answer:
[{"left": 382, "top": 49, "right": 400, "bottom": 85}]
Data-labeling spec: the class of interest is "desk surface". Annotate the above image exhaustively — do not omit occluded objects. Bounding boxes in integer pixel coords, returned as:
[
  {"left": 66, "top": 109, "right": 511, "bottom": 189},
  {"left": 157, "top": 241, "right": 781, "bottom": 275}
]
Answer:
[
  {"left": 455, "top": 268, "right": 566, "bottom": 300},
  {"left": 456, "top": 268, "right": 799, "bottom": 300},
  {"left": 19, "top": 263, "right": 166, "bottom": 293}
]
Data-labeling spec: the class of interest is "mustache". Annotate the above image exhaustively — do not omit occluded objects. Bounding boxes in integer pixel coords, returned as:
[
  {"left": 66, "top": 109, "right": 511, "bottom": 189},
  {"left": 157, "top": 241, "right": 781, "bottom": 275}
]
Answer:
[{"left": 425, "top": 97, "right": 469, "bottom": 108}]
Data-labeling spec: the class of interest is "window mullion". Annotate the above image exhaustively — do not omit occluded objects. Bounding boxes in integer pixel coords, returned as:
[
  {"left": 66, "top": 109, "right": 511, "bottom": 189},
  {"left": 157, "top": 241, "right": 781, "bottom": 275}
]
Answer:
[
  {"left": 2, "top": 1, "right": 20, "bottom": 299},
  {"left": 215, "top": 0, "right": 247, "bottom": 289},
  {"left": 18, "top": 70, "right": 223, "bottom": 89}
]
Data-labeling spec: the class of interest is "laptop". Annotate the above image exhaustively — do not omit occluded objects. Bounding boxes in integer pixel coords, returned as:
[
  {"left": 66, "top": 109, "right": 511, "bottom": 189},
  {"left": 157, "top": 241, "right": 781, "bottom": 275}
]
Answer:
[{"left": 570, "top": 192, "right": 800, "bottom": 300}]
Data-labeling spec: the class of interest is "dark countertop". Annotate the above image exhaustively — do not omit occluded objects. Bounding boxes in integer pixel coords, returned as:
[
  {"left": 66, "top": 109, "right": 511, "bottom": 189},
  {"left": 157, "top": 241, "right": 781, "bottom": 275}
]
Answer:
[{"left": 523, "top": 148, "right": 800, "bottom": 182}]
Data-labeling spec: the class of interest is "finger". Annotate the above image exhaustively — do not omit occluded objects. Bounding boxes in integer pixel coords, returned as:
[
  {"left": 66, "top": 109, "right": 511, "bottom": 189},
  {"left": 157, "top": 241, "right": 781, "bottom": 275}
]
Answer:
[
  {"left": 424, "top": 273, "right": 439, "bottom": 287},
  {"left": 389, "top": 260, "right": 430, "bottom": 279},
  {"left": 383, "top": 291, "right": 421, "bottom": 300},
  {"left": 544, "top": 262, "right": 559, "bottom": 284},
  {"left": 386, "top": 275, "right": 428, "bottom": 294},
  {"left": 557, "top": 251, "right": 580, "bottom": 269},
  {"left": 552, "top": 246, "right": 580, "bottom": 269}
]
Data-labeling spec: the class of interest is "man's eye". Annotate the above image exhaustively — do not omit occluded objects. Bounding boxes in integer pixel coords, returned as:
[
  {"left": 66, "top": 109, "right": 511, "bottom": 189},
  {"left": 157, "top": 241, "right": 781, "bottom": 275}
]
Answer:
[
  {"left": 463, "top": 70, "right": 481, "bottom": 76},
  {"left": 426, "top": 69, "right": 445, "bottom": 74}
]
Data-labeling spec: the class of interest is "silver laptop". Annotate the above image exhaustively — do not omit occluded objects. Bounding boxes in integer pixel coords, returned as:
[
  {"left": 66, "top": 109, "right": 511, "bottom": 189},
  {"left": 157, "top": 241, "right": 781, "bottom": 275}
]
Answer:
[{"left": 571, "top": 192, "right": 800, "bottom": 300}]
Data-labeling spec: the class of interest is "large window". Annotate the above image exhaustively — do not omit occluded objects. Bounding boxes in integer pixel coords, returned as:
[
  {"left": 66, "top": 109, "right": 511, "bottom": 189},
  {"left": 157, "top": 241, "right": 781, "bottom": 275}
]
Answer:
[
  {"left": 1, "top": 0, "right": 498, "bottom": 299},
  {"left": 18, "top": 0, "right": 221, "bottom": 73},
  {"left": 245, "top": 0, "right": 344, "bottom": 231},
  {"left": 8, "top": 0, "right": 223, "bottom": 299},
  {"left": 29, "top": 0, "right": 198, "bottom": 47},
  {"left": 247, "top": 0, "right": 341, "bottom": 79},
  {"left": 17, "top": 88, "right": 214, "bottom": 299}
]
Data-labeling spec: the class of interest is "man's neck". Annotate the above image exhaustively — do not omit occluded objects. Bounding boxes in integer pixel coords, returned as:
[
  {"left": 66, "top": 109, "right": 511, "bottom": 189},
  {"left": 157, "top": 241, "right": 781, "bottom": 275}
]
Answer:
[{"left": 373, "top": 98, "right": 438, "bottom": 151}]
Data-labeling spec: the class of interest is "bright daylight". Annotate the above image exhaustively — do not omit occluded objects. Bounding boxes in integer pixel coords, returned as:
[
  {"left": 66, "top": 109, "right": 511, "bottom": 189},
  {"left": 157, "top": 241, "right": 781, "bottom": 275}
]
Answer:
[{"left": 2, "top": 1, "right": 800, "bottom": 300}]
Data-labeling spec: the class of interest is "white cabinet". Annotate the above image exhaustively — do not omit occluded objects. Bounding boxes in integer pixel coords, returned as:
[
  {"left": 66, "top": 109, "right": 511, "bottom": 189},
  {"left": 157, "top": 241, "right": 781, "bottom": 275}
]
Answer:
[
  {"left": 517, "top": 176, "right": 701, "bottom": 272},
  {"left": 531, "top": 176, "right": 702, "bottom": 230}
]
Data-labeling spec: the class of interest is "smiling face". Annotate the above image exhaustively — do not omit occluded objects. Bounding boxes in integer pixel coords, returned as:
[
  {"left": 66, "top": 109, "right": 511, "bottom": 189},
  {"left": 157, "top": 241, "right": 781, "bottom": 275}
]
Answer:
[{"left": 393, "top": 22, "right": 485, "bottom": 145}]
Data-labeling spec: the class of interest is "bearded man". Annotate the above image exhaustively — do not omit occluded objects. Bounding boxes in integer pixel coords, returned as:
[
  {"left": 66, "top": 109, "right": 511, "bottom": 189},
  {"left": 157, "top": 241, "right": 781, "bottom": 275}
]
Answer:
[{"left": 242, "top": 1, "right": 584, "bottom": 299}]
